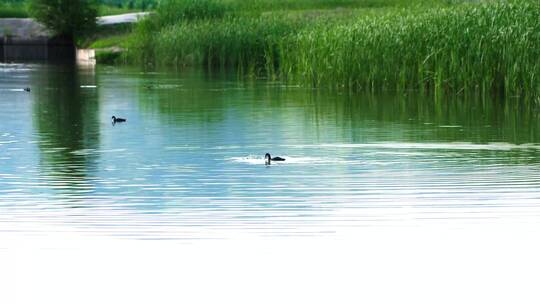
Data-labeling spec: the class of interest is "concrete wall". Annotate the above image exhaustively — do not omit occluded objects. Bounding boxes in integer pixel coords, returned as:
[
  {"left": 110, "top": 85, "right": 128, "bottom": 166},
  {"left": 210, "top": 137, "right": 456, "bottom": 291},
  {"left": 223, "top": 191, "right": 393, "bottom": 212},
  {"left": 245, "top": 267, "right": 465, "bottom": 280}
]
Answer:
[
  {"left": 1, "top": 36, "right": 75, "bottom": 62},
  {"left": 76, "top": 49, "right": 96, "bottom": 65},
  {"left": 3, "top": 37, "right": 48, "bottom": 61},
  {"left": 46, "top": 39, "right": 76, "bottom": 62}
]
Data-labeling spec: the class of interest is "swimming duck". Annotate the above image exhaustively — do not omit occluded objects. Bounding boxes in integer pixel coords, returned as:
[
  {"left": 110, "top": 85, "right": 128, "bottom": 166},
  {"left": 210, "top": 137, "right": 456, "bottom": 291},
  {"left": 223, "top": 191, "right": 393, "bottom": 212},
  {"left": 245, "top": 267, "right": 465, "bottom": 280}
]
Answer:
[
  {"left": 111, "top": 116, "right": 127, "bottom": 124},
  {"left": 24, "top": 87, "right": 31, "bottom": 92},
  {"left": 265, "top": 153, "right": 285, "bottom": 165}
]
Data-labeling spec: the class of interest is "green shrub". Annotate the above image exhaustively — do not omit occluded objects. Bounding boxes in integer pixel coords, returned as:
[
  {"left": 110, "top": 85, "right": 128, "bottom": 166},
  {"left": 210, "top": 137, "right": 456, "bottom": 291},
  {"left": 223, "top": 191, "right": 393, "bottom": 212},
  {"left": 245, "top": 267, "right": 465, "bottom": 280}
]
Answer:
[{"left": 96, "top": 49, "right": 122, "bottom": 64}]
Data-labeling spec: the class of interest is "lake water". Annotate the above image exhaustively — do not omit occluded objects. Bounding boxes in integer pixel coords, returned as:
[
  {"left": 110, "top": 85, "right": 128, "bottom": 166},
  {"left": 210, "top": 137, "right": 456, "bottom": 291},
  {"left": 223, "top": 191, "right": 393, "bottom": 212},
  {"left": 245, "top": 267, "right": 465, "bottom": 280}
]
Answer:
[{"left": 2, "top": 63, "right": 540, "bottom": 240}]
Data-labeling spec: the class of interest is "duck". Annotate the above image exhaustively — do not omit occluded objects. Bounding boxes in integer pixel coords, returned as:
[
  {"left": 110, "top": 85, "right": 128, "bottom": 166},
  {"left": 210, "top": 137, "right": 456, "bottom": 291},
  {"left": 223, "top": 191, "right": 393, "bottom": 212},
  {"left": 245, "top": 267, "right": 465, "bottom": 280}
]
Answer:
[
  {"left": 24, "top": 87, "right": 31, "bottom": 92},
  {"left": 265, "top": 153, "right": 285, "bottom": 165},
  {"left": 111, "top": 116, "right": 127, "bottom": 124}
]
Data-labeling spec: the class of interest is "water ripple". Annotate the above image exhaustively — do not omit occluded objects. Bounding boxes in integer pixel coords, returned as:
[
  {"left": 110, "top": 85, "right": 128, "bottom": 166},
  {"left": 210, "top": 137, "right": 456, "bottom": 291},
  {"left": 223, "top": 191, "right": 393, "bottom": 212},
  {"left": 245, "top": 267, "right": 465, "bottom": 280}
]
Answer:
[{"left": 2, "top": 64, "right": 540, "bottom": 240}]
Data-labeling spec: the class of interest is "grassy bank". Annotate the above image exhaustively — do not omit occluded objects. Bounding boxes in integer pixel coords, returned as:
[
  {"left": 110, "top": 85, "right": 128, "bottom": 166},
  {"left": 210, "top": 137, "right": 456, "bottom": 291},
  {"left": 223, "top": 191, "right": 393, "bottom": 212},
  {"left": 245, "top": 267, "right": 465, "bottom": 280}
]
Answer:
[
  {"left": 98, "top": 4, "right": 139, "bottom": 16},
  {"left": 0, "top": 3, "right": 28, "bottom": 18},
  {"left": 126, "top": 0, "right": 540, "bottom": 101}
]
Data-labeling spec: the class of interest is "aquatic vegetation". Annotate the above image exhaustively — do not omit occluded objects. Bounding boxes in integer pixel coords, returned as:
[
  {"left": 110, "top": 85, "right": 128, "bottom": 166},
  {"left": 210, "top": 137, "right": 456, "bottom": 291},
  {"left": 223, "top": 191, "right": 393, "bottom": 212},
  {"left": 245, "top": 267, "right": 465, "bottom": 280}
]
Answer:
[
  {"left": 133, "top": 15, "right": 300, "bottom": 74},
  {"left": 95, "top": 49, "right": 123, "bottom": 64},
  {"left": 283, "top": 0, "right": 540, "bottom": 99},
  {"left": 127, "top": 0, "right": 540, "bottom": 100}
]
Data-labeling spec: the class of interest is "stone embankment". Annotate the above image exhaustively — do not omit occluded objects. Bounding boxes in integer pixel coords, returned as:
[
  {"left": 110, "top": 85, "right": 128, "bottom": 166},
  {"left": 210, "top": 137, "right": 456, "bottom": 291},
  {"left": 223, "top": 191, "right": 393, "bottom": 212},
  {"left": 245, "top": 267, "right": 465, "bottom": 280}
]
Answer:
[{"left": 0, "top": 13, "right": 149, "bottom": 62}]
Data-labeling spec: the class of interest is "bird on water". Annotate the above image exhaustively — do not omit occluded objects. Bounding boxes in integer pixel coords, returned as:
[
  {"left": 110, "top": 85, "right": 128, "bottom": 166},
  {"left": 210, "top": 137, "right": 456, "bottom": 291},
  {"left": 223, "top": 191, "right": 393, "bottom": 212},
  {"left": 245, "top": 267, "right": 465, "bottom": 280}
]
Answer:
[
  {"left": 111, "top": 116, "right": 127, "bottom": 124},
  {"left": 265, "top": 153, "right": 285, "bottom": 165},
  {"left": 24, "top": 87, "right": 31, "bottom": 92}
]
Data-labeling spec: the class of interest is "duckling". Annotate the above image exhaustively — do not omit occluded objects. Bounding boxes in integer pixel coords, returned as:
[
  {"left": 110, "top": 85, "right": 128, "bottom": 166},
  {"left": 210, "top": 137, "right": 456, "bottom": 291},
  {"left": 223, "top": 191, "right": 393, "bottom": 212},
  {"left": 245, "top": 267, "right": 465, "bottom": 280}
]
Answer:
[
  {"left": 111, "top": 116, "right": 127, "bottom": 124},
  {"left": 265, "top": 153, "right": 285, "bottom": 165}
]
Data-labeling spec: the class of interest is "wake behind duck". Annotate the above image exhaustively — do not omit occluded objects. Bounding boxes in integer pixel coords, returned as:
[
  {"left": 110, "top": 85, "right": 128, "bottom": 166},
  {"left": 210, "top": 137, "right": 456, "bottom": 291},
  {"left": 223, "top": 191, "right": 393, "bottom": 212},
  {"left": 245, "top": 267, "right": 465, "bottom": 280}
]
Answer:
[{"left": 265, "top": 153, "right": 285, "bottom": 165}]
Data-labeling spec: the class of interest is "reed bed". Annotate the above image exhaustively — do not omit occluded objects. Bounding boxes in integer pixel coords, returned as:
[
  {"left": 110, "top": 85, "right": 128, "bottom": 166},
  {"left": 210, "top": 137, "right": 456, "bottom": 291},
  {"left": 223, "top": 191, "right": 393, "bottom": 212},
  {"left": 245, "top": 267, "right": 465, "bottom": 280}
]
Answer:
[
  {"left": 131, "top": 15, "right": 302, "bottom": 74},
  {"left": 127, "top": 0, "right": 540, "bottom": 100},
  {"left": 283, "top": 1, "right": 540, "bottom": 98}
]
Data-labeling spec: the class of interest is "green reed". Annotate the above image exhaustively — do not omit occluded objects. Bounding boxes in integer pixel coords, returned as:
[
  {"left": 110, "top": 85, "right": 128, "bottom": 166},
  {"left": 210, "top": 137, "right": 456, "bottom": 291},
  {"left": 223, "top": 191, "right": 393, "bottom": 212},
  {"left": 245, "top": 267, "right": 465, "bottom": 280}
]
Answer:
[
  {"left": 282, "top": 0, "right": 540, "bottom": 99},
  {"left": 127, "top": 0, "right": 540, "bottom": 100}
]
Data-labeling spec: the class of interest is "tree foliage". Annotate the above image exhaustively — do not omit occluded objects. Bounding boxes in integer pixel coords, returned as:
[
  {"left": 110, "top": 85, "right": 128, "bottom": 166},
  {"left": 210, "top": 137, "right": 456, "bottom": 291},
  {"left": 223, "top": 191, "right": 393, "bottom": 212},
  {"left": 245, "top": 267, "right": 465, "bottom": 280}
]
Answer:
[
  {"left": 29, "top": 0, "right": 98, "bottom": 40},
  {"left": 100, "top": 0, "right": 157, "bottom": 10}
]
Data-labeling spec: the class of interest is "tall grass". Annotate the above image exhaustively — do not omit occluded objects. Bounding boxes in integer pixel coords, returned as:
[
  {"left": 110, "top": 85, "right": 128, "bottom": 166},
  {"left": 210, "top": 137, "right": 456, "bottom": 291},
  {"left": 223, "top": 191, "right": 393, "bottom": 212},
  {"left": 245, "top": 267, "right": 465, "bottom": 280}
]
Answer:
[
  {"left": 230, "top": 0, "right": 453, "bottom": 12},
  {"left": 127, "top": 0, "right": 540, "bottom": 100},
  {"left": 131, "top": 15, "right": 302, "bottom": 74},
  {"left": 282, "top": 1, "right": 540, "bottom": 98}
]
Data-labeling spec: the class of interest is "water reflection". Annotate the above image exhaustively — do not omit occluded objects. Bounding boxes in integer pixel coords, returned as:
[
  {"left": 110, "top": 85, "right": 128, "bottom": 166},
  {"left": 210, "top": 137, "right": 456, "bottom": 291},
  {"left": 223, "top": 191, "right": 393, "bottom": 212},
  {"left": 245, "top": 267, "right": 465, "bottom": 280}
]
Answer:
[
  {"left": 32, "top": 65, "right": 100, "bottom": 199},
  {"left": 1, "top": 64, "right": 540, "bottom": 240},
  {"left": 137, "top": 72, "right": 540, "bottom": 160}
]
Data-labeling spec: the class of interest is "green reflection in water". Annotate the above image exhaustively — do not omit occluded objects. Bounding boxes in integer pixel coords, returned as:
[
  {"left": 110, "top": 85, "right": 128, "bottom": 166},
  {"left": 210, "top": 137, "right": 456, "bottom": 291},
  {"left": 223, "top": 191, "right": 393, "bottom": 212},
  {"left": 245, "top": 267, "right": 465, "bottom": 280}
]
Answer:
[
  {"left": 31, "top": 65, "right": 100, "bottom": 197},
  {"left": 133, "top": 69, "right": 540, "bottom": 165}
]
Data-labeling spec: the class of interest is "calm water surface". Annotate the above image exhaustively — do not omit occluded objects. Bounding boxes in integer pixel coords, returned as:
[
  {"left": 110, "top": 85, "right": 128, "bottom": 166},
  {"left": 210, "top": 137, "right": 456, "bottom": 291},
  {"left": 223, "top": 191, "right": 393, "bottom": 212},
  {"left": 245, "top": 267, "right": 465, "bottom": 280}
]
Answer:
[{"left": 1, "top": 63, "right": 540, "bottom": 240}]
